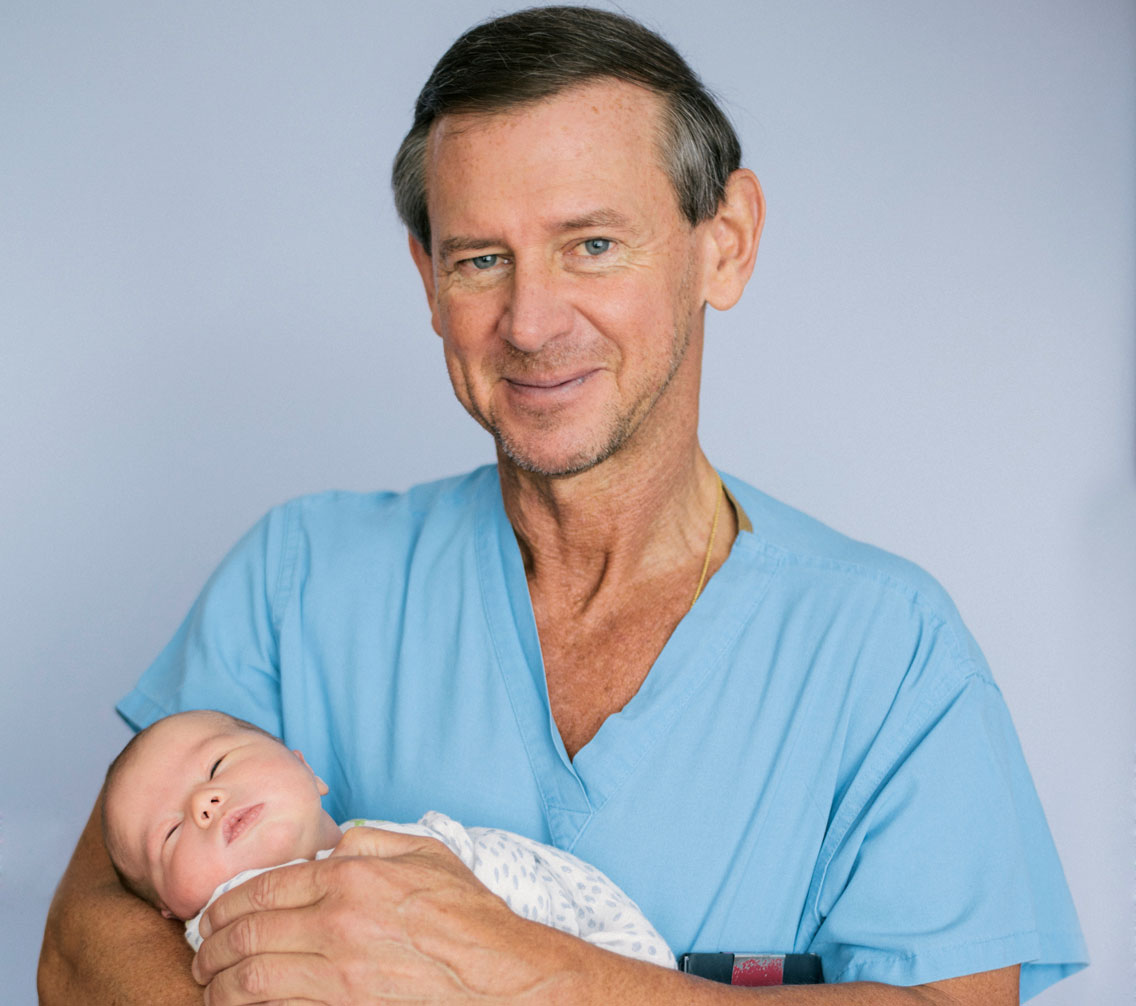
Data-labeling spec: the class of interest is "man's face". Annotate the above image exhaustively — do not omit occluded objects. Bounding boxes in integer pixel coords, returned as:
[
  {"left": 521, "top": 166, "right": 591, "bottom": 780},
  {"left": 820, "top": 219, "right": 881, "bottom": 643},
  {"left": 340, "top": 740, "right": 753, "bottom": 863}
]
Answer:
[
  {"left": 412, "top": 80, "right": 715, "bottom": 477},
  {"left": 106, "top": 712, "right": 331, "bottom": 920}
]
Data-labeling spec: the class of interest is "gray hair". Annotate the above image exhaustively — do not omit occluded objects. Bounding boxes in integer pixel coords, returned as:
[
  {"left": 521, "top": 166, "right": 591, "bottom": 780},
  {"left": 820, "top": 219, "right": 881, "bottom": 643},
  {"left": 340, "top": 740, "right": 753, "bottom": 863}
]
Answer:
[{"left": 392, "top": 5, "right": 742, "bottom": 253}]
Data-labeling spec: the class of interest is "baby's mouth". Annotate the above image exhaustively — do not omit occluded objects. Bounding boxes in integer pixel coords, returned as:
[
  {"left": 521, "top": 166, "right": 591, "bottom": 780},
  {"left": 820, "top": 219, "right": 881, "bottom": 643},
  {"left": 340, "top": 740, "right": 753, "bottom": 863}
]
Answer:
[{"left": 223, "top": 804, "right": 263, "bottom": 844}]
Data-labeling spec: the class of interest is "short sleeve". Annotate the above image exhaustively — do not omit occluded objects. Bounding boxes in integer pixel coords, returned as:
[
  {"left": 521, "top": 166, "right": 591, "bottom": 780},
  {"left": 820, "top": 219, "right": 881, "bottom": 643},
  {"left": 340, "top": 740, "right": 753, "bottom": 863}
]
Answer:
[
  {"left": 116, "top": 503, "right": 294, "bottom": 736},
  {"left": 807, "top": 668, "right": 1087, "bottom": 999}
]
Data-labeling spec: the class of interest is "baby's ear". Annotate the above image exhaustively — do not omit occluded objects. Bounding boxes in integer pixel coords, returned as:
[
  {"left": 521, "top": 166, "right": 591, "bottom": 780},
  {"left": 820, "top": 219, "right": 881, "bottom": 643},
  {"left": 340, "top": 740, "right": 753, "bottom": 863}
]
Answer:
[{"left": 293, "top": 749, "right": 330, "bottom": 797}]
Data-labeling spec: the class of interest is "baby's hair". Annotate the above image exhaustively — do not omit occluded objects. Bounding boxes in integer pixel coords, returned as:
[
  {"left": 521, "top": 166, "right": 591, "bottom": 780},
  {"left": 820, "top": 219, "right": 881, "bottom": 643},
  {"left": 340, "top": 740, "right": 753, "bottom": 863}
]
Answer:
[{"left": 101, "top": 710, "right": 281, "bottom": 909}]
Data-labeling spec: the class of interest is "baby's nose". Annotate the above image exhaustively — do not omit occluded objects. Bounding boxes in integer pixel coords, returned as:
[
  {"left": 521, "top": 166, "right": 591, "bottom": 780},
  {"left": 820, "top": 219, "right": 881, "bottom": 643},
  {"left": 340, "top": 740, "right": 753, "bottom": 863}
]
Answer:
[{"left": 191, "top": 787, "right": 225, "bottom": 827}]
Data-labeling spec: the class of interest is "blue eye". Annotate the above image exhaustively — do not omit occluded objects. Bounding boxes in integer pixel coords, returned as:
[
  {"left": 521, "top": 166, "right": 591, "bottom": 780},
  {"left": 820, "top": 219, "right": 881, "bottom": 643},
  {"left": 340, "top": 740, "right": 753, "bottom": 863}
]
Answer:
[
  {"left": 469, "top": 254, "right": 499, "bottom": 270},
  {"left": 582, "top": 238, "right": 611, "bottom": 256}
]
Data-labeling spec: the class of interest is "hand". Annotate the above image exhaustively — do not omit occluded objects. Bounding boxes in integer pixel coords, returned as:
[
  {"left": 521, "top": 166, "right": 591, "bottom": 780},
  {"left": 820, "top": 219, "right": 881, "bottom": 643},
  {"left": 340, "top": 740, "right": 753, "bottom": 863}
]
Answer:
[{"left": 191, "top": 826, "right": 571, "bottom": 1005}]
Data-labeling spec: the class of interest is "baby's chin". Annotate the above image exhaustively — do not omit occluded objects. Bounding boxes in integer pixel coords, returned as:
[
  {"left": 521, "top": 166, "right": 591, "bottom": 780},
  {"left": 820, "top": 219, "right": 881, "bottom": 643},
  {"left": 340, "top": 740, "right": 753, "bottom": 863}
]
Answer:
[
  {"left": 160, "top": 871, "right": 239, "bottom": 921},
  {"left": 160, "top": 899, "right": 203, "bottom": 922},
  {"left": 161, "top": 886, "right": 217, "bottom": 921},
  {"left": 163, "top": 821, "right": 334, "bottom": 920}
]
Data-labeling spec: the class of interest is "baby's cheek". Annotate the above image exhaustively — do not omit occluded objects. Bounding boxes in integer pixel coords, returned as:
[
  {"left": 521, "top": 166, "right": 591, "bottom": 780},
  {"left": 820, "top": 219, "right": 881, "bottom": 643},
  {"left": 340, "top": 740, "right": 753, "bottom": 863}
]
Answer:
[{"left": 166, "top": 850, "right": 233, "bottom": 919}]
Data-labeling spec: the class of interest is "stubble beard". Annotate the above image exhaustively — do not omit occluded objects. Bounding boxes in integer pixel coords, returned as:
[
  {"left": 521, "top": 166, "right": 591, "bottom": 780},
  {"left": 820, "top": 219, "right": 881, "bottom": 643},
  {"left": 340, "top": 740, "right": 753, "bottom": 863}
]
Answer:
[{"left": 483, "top": 310, "right": 694, "bottom": 480}]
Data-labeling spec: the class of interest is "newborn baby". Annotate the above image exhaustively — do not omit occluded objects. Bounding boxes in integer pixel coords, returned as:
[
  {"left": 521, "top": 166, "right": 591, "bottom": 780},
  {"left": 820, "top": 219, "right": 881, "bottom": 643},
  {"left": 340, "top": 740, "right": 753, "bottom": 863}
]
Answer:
[{"left": 102, "top": 709, "right": 674, "bottom": 965}]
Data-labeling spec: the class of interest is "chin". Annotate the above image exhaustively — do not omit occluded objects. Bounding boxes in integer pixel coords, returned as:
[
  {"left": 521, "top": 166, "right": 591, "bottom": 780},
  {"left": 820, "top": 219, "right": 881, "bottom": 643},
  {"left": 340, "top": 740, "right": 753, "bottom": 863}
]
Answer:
[
  {"left": 495, "top": 420, "right": 633, "bottom": 478},
  {"left": 499, "top": 442, "right": 607, "bottom": 478}
]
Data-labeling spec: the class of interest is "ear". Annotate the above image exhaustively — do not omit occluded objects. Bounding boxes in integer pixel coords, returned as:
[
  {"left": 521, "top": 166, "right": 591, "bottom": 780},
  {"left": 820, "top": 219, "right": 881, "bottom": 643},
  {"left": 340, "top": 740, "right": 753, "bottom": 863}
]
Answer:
[
  {"left": 408, "top": 232, "right": 443, "bottom": 336},
  {"left": 700, "top": 169, "right": 765, "bottom": 311},
  {"left": 292, "top": 749, "right": 331, "bottom": 797}
]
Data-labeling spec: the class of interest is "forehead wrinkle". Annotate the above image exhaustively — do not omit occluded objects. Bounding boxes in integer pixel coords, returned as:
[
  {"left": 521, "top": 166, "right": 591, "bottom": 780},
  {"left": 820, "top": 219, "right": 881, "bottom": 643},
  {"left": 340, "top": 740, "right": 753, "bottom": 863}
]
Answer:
[
  {"left": 558, "top": 209, "right": 635, "bottom": 232},
  {"left": 426, "top": 82, "right": 670, "bottom": 253}
]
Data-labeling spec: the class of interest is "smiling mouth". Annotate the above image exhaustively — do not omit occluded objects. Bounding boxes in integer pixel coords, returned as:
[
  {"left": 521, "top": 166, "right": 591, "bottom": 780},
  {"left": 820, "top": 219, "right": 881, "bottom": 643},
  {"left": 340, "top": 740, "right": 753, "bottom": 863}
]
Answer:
[
  {"left": 505, "top": 370, "right": 595, "bottom": 391},
  {"left": 223, "top": 804, "right": 263, "bottom": 845}
]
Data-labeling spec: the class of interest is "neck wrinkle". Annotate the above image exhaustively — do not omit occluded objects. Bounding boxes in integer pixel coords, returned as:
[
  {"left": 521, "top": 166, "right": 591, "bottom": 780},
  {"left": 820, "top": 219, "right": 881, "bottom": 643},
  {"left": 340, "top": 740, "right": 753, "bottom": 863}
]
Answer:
[{"left": 498, "top": 441, "right": 727, "bottom": 613}]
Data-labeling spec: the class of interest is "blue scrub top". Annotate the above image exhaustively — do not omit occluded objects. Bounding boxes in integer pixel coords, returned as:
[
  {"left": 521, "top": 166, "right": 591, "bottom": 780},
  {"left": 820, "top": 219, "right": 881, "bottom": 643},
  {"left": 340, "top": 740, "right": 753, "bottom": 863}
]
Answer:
[{"left": 120, "top": 465, "right": 1086, "bottom": 999}]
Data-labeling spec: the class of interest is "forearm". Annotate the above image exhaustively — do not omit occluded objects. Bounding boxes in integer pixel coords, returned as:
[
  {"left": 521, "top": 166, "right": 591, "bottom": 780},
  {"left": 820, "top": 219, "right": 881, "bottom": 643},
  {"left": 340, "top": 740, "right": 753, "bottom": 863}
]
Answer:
[
  {"left": 560, "top": 969, "right": 947, "bottom": 1005},
  {"left": 531, "top": 924, "right": 1016, "bottom": 1006},
  {"left": 38, "top": 793, "right": 202, "bottom": 1006},
  {"left": 188, "top": 832, "right": 1018, "bottom": 1005},
  {"left": 538, "top": 944, "right": 903, "bottom": 1005}
]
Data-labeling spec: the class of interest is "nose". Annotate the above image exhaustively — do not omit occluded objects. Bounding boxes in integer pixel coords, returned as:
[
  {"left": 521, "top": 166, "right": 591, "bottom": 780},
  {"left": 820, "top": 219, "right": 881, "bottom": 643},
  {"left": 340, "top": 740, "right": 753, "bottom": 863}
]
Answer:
[
  {"left": 501, "top": 259, "right": 573, "bottom": 353},
  {"left": 190, "top": 786, "right": 226, "bottom": 829}
]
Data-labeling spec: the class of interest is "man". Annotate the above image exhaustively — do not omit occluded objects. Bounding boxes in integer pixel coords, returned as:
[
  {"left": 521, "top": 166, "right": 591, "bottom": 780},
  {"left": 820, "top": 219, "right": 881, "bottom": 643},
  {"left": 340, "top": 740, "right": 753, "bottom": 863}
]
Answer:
[{"left": 40, "top": 7, "right": 1084, "bottom": 1004}]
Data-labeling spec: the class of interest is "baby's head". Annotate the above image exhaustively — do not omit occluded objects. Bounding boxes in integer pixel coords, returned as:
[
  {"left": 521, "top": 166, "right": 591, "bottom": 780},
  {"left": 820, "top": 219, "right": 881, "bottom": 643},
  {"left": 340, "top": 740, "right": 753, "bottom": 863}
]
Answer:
[{"left": 102, "top": 710, "right": 342, "bottom": 920}]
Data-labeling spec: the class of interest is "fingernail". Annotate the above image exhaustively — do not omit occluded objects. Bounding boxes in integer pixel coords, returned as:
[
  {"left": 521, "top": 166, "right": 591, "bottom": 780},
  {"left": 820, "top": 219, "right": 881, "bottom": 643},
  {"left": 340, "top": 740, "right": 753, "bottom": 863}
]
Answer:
[
  {"left": 191, "top": 955, "right": 201, "bottom": 983},
  {"left": 199, "top": 914, "right": 213, "bottom": 939}
]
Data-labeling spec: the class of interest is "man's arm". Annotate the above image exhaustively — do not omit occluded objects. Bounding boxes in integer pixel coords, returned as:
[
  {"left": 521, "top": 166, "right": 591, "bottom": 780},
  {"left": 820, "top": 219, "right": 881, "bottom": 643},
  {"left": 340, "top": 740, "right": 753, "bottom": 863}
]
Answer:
[
  {"left": 192, "top": 827, "right": 1019, "bottom": 1005},
  {"left": 553, "top": 951, "right": 1019, "bottom": 1005},
  {"left": 38, "top": 791, "right": 201, "bottom": 1005}
]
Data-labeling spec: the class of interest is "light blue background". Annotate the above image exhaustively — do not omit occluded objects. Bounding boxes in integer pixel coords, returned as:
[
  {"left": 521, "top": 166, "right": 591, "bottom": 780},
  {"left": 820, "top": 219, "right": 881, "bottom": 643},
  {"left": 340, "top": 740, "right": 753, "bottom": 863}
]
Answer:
[{"left": 3, "top": 2, "right": 1132, "bottom": 1002}]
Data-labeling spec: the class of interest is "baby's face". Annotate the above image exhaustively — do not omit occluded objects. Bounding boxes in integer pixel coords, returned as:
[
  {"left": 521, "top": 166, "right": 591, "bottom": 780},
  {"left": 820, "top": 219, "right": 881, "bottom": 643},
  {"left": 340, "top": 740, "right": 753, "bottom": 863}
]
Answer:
[{"left": 107, "top": 712, "right": 334, "bottom": 920}]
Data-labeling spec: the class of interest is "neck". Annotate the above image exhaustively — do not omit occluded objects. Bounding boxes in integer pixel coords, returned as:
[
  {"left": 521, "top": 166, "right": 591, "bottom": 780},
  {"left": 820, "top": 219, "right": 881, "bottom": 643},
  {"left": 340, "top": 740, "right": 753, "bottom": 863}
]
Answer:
[
  {"left": 496, "top": 319, "right": 737, "bottom": 608},
  {"left": 498, "top": 433, "right": 728, "bottom": 609}
]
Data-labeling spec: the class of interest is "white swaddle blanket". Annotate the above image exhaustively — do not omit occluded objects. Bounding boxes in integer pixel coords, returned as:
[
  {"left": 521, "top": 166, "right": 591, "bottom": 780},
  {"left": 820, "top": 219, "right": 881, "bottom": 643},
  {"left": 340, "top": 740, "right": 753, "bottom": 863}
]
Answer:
[{"left": 185, "top": 811, "right": 674, "bottom": 968}]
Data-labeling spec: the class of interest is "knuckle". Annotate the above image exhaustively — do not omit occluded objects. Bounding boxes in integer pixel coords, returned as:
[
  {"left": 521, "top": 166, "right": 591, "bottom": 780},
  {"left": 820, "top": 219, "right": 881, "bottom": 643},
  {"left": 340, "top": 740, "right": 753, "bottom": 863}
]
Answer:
[
  {"left": 247, "top": 865, "right": 283, "bottom": 910},
  {"left": 413, "top": 835, "right": 444, "bottom": 858},
  {"left": 335, "top": 855, "right": 373, "bottom": 887},
  {"left": 340, "top": 825, "right": 368, "bottom": 847},
  {"left": 334, "top": 830, "right": 360, "bottom": 855},
  {"left": 234, "top": 956, "right": 273, "bottom": 998},
  {"left": 229, "top": 914, "right": 260, "bottom": 957}
]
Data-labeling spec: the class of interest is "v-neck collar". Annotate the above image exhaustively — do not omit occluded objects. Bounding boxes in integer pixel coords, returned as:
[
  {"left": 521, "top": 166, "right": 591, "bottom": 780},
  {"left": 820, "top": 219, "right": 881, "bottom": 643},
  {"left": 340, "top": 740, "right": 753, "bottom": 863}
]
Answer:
[{"left": 473, "top": 467, "right": 774, "bottom": 851}]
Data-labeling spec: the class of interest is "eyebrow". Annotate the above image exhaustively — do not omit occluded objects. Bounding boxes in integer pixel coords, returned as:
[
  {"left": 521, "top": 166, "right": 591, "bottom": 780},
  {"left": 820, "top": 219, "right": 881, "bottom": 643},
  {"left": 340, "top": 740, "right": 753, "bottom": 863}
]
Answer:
[
  {"left": 437, "top": 234, "right": 505, "bottom": 259},
  {"left": 435, "top": 208, "right": 635, "bottom": 261}
]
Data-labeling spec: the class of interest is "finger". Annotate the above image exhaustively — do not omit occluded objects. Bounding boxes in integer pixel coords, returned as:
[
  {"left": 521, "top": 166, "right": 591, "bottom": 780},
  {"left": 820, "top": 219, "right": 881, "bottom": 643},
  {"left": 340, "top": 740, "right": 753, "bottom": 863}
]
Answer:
[
  {"left": 194, "top": 903, "right": 328, "bottom": 985},
  {"left": 200, "top": 860, "right": 325, "bottom": 941},
  {"left": 201, "top": 951, "right": 336, "bottom": 1006},
  {"left": 207, "top": 995, "right": 324, "bottom": 1006},
  {"left": 203, "top": 944, "right": 466, "bottom": 1005},
  {"left": 330, "top": 825, "right": 439, "bottom": 858}
]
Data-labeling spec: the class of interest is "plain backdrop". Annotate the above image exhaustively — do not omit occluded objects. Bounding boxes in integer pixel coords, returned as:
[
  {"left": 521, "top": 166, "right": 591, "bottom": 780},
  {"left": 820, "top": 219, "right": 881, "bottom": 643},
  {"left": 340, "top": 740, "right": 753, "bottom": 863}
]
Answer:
[{"left": 3, "top": 1, "right": 1133, "bottom": 1002}]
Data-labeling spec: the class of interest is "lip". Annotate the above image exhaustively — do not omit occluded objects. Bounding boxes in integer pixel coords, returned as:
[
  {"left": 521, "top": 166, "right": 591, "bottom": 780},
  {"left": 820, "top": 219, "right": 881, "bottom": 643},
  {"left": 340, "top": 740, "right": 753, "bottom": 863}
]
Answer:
[
  {"left": 223, "top": 803, "right": 263, "bottom": 845},
  {"left": 503, "top": 369, "right": 598, "bottom": 393}
]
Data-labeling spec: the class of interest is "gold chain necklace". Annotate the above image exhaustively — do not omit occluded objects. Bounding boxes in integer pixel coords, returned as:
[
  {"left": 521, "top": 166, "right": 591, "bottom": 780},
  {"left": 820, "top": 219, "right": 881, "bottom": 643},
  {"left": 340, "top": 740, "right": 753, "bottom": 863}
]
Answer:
[{"left": 689, "top": 477, "right": 724, "bottom": 608}]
